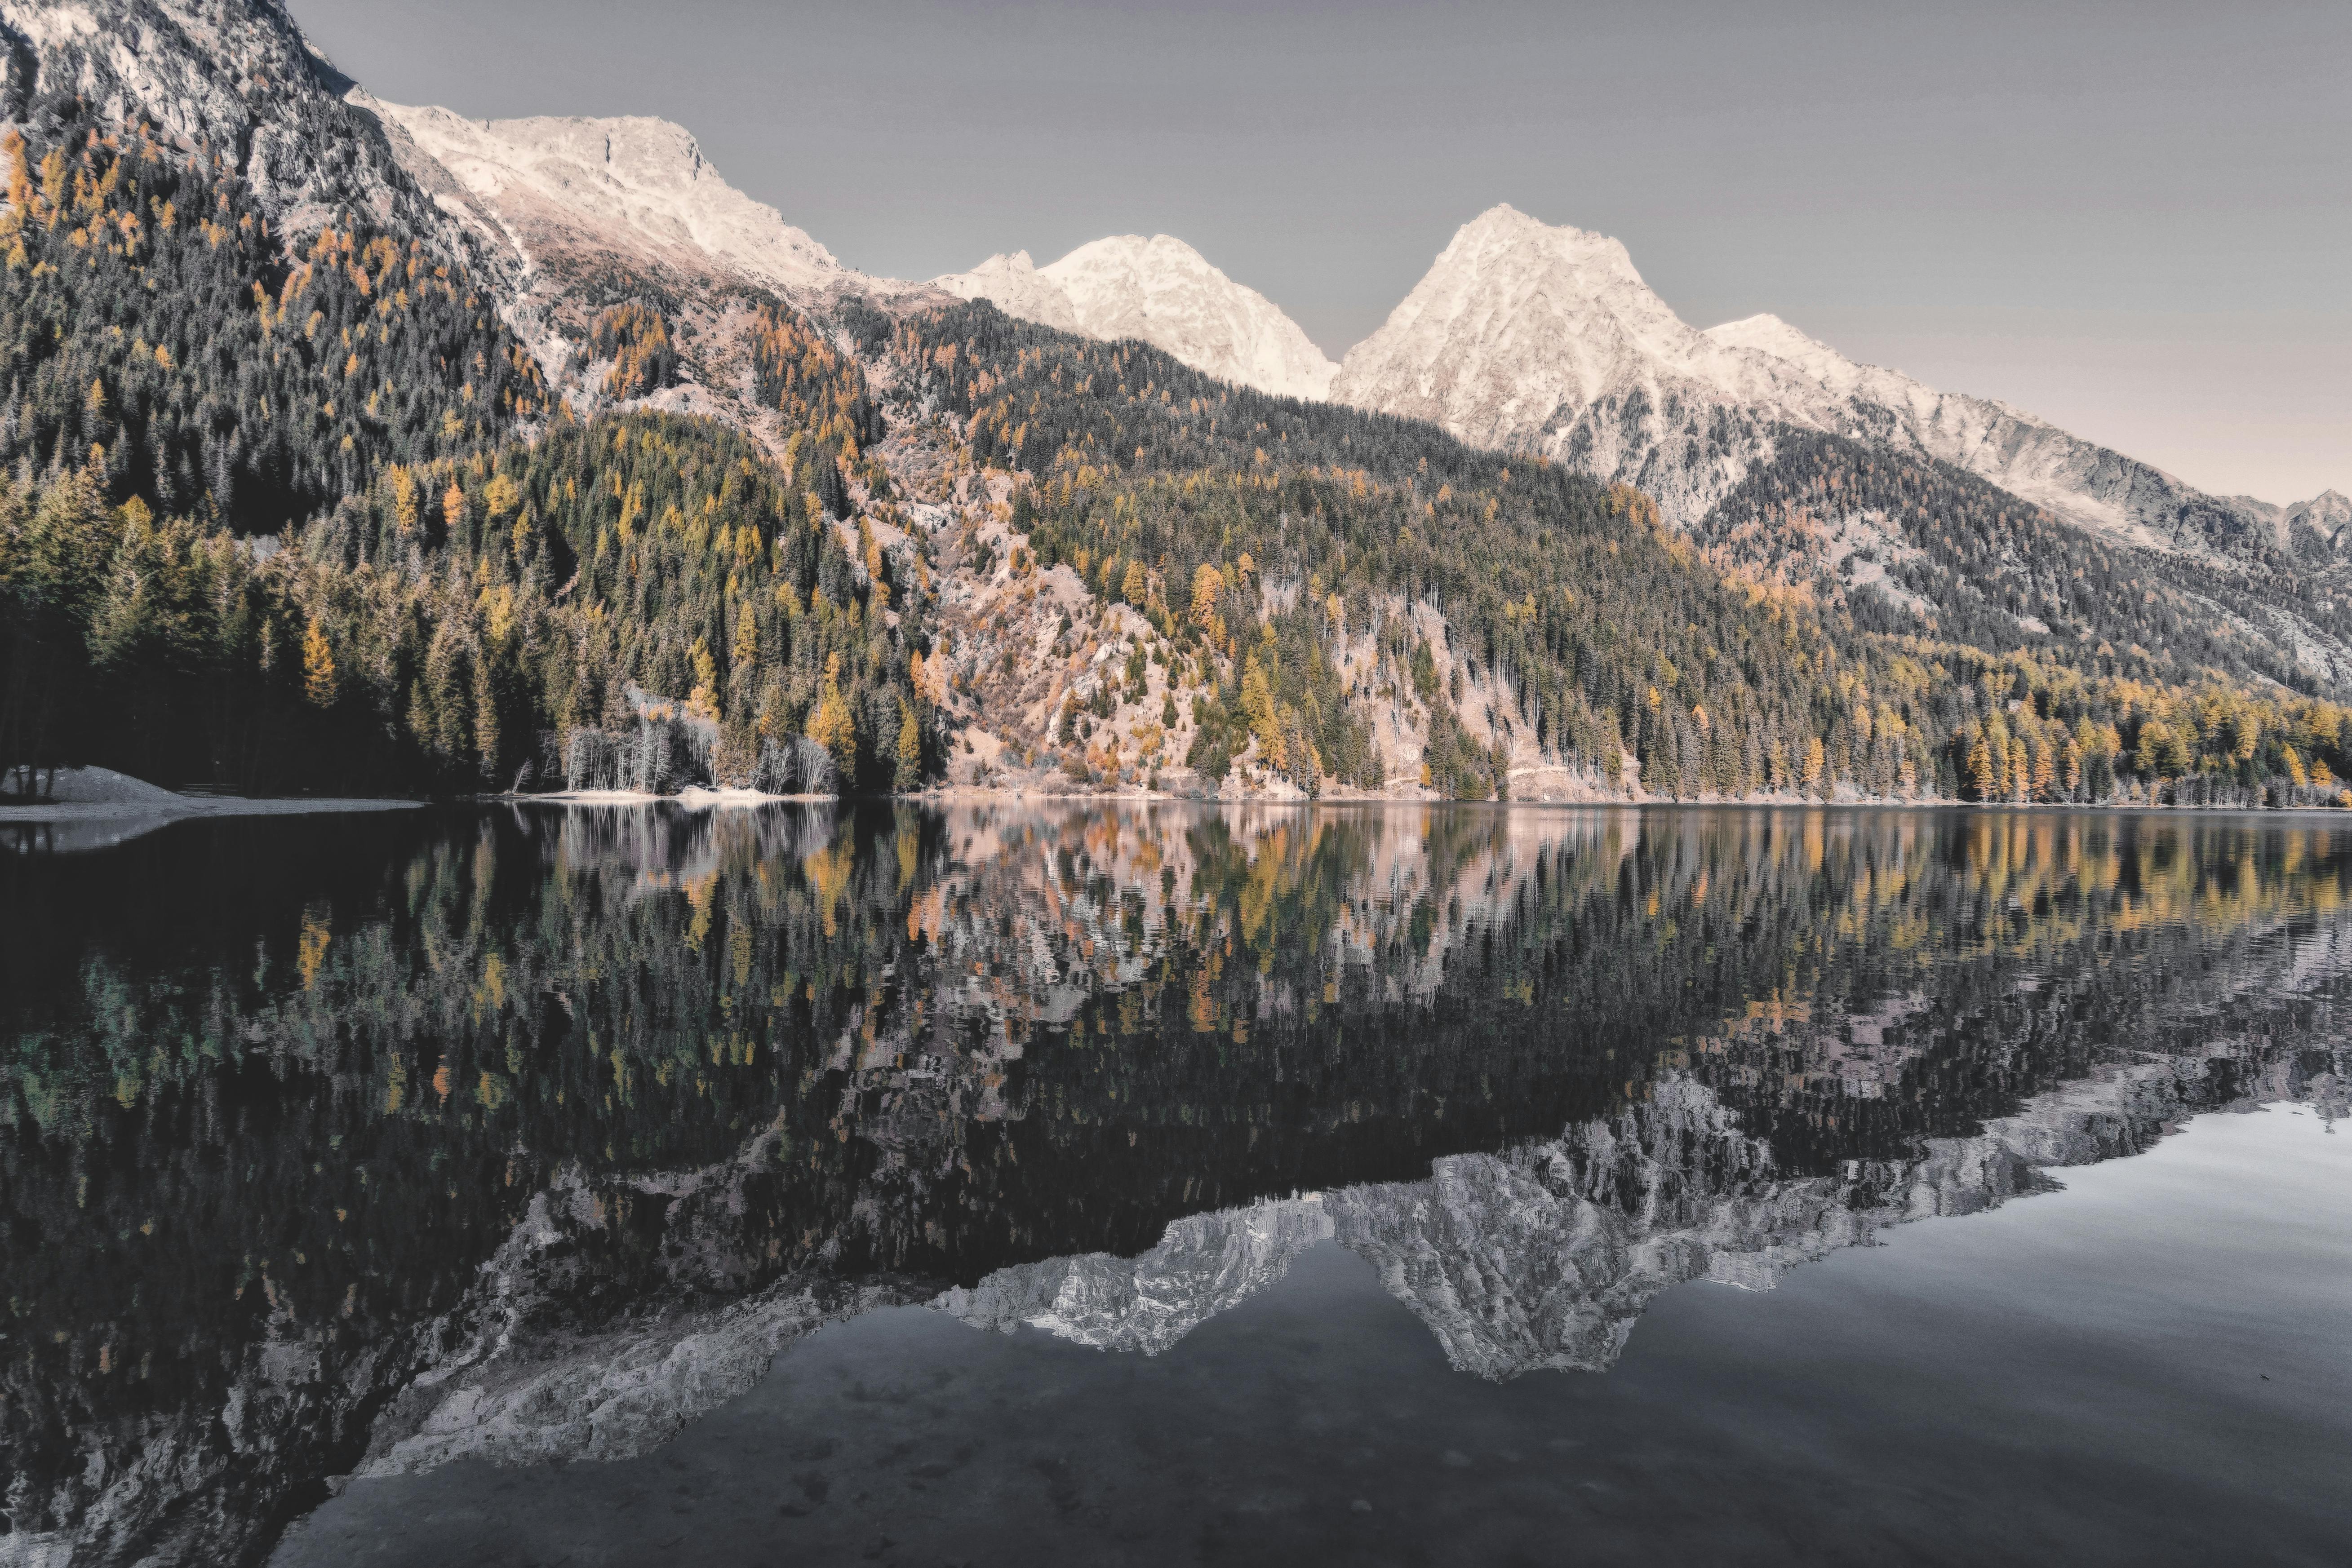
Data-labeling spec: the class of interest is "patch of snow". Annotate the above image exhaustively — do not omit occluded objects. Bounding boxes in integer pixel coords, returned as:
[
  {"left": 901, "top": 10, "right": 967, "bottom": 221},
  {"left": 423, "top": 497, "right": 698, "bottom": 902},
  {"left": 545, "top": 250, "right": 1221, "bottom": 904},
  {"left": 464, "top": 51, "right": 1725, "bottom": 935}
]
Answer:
[{"left": 934, "top": 235, "right": 1338, "bottom": 402}]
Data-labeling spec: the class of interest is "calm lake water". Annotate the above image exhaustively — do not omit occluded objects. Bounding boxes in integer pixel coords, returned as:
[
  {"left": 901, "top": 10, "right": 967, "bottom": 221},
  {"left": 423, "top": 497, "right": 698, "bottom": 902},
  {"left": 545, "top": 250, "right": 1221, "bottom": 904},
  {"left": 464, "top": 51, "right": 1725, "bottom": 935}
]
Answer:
[{"left": 1, "top": 804, "right": 2346, "bottom": 1566}]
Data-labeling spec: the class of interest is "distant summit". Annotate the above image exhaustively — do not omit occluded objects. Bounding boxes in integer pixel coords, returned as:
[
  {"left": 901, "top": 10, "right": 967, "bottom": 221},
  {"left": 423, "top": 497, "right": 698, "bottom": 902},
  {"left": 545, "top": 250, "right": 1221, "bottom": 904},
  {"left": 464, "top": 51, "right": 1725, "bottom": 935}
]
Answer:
[
  {"left": 935, "top": 235, "right": 1337, "bottom": 402},
  {"left": 1328, "top": 204, "right": 2319, "bottom": 565},
  {"left": 363, "top": 99, "right": 851, "bottom": 297}
]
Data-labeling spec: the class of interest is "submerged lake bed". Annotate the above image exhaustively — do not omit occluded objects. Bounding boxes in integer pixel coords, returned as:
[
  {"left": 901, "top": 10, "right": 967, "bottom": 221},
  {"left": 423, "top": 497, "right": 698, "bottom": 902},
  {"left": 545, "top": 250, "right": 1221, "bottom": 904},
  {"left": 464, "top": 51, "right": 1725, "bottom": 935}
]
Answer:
[{"left": 2, "top": 803, "right": 2347, "bottom": 1565}]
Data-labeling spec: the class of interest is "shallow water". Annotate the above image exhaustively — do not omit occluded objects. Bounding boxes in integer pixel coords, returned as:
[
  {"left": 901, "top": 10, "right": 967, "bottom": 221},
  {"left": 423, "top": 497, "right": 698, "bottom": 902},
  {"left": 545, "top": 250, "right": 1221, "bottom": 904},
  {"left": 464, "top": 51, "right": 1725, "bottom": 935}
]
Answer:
[{"left": 2, "top": 803, "right": 2347, "bottom": 1565}]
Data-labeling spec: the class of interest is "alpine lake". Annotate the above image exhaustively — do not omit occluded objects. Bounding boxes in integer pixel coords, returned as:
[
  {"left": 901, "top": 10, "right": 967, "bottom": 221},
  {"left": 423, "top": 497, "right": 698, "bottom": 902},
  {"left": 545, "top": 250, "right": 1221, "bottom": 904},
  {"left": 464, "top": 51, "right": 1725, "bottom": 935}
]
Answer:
[{"left": 2, "top": 802, "right": 2347, "bottom": 1567}]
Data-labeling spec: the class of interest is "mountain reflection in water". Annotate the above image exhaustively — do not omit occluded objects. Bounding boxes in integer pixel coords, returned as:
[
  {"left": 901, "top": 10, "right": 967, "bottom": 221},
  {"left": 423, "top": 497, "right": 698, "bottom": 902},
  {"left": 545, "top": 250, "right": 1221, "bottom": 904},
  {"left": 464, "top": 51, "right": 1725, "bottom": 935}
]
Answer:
[{"left": 0, "top": 803, "right": 2346, "bottom": 1565}]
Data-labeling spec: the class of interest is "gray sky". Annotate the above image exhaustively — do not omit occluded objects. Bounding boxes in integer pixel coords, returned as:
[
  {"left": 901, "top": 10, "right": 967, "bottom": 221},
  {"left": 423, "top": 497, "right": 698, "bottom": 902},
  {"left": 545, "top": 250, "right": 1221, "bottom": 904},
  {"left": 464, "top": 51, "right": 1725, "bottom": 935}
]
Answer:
[{"left": 290, "top": 0, "right": 2348, "bottom": 505}]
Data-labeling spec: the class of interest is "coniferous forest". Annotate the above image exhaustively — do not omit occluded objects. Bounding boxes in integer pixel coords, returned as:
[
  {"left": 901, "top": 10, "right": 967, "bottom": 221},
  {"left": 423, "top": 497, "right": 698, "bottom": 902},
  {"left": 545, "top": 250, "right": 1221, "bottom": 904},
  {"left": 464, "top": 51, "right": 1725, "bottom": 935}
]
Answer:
[
  {"left": 0, "top": 110, "right": 929, "bottom": 796},
  {"left": 0, "top": 97, "right": 2347, "bottom": 805},
  {"left": 891, "top": 305, "right": 2352, "bottom": 805}
]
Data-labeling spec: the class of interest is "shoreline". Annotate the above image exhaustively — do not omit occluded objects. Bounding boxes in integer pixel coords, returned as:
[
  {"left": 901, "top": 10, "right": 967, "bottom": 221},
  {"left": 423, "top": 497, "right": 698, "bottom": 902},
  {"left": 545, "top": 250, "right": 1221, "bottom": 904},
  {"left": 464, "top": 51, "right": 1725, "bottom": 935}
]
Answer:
[
  {"left": 10, "top": 792, "right": 2339, "bottom": 823},
  {"left": 0, "top": 797, "right": 426, "bottom": 824},
  {"left": 510, "top": 786, "right": 2348, "bottom": 817}
]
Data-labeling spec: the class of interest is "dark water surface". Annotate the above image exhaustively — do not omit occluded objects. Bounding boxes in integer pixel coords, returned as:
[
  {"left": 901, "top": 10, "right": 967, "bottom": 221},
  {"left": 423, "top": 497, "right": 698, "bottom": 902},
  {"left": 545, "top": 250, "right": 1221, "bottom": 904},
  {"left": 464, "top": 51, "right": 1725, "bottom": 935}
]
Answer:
[{"left": 2, "top": 804, "right": 2347, "bottom": 1566}]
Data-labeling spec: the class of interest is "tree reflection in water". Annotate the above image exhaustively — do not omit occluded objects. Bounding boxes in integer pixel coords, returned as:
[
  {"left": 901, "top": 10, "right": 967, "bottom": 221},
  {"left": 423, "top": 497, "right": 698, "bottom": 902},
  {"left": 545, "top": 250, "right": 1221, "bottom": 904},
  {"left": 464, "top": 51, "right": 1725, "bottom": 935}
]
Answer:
[{"left": 1, "top": 803, "right": 2345, "bottom": 1564}]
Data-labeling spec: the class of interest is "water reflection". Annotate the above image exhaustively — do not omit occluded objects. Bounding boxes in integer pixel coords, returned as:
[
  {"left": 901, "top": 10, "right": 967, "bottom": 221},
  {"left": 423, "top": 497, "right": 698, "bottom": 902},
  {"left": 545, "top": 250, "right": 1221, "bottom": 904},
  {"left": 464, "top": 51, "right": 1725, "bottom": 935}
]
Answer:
[{"left": 0, "top": 804, "right": 2345, "bottom": 1564}]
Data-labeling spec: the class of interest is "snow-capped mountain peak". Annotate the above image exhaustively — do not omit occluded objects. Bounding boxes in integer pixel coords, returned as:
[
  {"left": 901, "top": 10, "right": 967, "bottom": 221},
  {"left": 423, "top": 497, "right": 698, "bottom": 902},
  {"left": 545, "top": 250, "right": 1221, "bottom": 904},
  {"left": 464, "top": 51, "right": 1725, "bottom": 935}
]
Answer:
[
  {"left": 1446, "top": 202, "right": 1642, "bottom": 287},
  {"left": 932, "top": 249, "right": 1081, "bottom": 335},
  {"left": 363, "top": 98, "right": 849, "bottom": 296},
  {"left": 1328, "top": 203, "right": 1806, "bottom": 515},
  {"left": 1334, "top": 205, "right": 2290, "bottom": 559},
  {"left": 931, "top": 233, "right": 1338, "bottom": 402}
]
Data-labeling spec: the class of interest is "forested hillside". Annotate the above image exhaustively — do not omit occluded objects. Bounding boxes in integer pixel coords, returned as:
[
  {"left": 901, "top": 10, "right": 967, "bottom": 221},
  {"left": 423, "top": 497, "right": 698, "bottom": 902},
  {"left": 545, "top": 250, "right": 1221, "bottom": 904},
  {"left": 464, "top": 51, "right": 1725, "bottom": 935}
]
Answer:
[
  {"left": 0, "top": 124, "right": 541, "bottom": 526},
  {"left": 0, "top": 400, "right": 936, "bottom": 793},
  {"left": 894, "top": 302, "right": 1882, "bottom": 800},
  {"left": 888, "top": 302, "right": 2352, "bottom": 806},
  {"left": 0, "top": 105, "right": 928, "bottom": 796},
  {"left": 1698, "top": 430, "right": 2352, "bottom": 698}
]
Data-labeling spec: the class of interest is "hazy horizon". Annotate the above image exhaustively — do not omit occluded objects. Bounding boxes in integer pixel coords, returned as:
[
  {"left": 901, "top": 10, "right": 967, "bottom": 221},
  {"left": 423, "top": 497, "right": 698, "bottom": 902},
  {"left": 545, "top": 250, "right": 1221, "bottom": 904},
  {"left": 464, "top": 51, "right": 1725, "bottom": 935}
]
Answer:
[{"left": 288, "top": 0, "right": 2348, "bottom": 505}]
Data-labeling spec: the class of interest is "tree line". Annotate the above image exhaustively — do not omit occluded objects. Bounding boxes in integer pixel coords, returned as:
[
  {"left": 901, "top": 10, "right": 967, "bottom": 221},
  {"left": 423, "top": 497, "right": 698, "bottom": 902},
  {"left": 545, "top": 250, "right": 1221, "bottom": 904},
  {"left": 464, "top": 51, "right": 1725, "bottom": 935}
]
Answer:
[{"left": 0, "top": 403, "right": 937, "bottom": 794}]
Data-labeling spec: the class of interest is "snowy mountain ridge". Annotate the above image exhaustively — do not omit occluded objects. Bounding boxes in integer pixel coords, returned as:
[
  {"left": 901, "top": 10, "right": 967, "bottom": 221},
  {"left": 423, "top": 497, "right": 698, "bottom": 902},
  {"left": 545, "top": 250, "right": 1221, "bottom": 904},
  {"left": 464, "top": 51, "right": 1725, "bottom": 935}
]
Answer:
[
  {"left": 937, "top": 235, "right": 1340, "bottom": 402},
  {"left": 361, "top": 97, "right": 852, "bottom": 299},
  {"left": 931, "top": 249, "right": 1082, "bottom": 334},
  {"left": 73, "top": 0, "right": 2298, "bottom": 585},
  {"left": 327, "top": 76, "right": 2326, "bottom": 562},
  {"left": 1330, "top": 204, "right": 2318, "bottom": 563}
]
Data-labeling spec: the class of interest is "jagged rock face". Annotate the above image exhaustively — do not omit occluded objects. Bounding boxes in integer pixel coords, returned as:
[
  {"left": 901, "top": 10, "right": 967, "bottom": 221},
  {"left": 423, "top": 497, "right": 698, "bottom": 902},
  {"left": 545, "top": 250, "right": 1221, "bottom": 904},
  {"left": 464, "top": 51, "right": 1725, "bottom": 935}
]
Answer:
[
  {"left": 934, "top": 235, "right": 1339, "bottom": 402},
  {"left": 354, "top": 1165, "right": 927, "bottom": 1477},
  {"left": 1331, "top": 204, "right": 2298, "bottom": 565},
  {"left": 2283, "top": 489, "right": 2352, "bottom": 558},
  {"left": 1332, "top": 205, "right": 1771, "bottom": 449},
  {"left": 0, "top": 0, "right": 469, "bottom": 257},
  {"left": 935, "top": 1198, "right": 1336, "bottom": 1354},
  {"left": 362, "top": 99, "right": 849, "bottom": 300},
  {"left": 1327, "top": 1078, "right": 1814, "bottom": 1378}
]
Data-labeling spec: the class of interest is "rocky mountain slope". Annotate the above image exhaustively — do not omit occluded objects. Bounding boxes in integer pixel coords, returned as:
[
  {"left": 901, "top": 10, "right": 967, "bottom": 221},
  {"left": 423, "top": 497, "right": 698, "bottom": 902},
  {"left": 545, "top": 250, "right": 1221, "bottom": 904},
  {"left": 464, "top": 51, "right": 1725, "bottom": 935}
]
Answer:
[
  {"left": 935, "top": 234, "right": 1338, "bottom": 400},
  {"left": 0, "top": 0, "right": 477, "bottom": 261},
  {"left": 361, "top": 99, "right": 853, "bottom": 304}
]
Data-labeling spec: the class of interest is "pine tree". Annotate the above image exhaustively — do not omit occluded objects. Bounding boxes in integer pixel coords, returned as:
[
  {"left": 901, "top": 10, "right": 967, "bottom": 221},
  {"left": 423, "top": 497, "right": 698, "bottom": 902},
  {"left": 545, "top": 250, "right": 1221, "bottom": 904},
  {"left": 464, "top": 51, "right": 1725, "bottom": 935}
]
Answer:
[
  {"left": 1189, "top": 563, "right": 1224, "bottom": 627},
  {"left": 470, "top": 647, "right": 501, "bottom": 778},
  {"left": 687, "top": 638, "right": 720, "bottom": 720},
  {"left": 391, "top": 467, "right": 419, "bottom": 535},
  {"left": 1965, "top": 731, "right": 1994, "bottom": 800},
  {"left": 302, "top": 617, "right": 337, "bottom": 708},
  {"left": 895, "top": 697, "right": 921, "bottom": 793},
  {"left": 808, "top": 651, "right": 857, "bottom": 786},
  {"left": 732, "top": 602, "right": 759, "bottom": 673}
]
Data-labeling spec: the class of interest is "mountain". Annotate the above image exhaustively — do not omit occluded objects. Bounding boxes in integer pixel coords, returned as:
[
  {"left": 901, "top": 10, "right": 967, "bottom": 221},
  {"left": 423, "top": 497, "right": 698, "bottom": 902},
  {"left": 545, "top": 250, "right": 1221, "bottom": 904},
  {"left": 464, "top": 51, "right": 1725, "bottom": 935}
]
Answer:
[
  {"left": 934, "top": 234, "right": 1338, "bottom": 401},
  {"left": 1330, "top": 204, "right": 2309, "bottom": 568},
  {"left": 936, "top": 1198, "right": 1336, "bottom": 1355},
  {"left": 0, "top": 0, "right": 472, "bottom": 259},
  {"left": 360, "top": 99, "right": 853, "bottom": 302},
  {"left": 3, "top": 0, "right": 2348, "bottom": 814},
  {"left": 1327, "top": 204, "right": 1800, "bottom": 525},
  {"left": 350, "top": 97, "right": 887, "bottom": 424},
  {"left": 930, "top": 248, "right": 1081, "bottom": 334}
]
